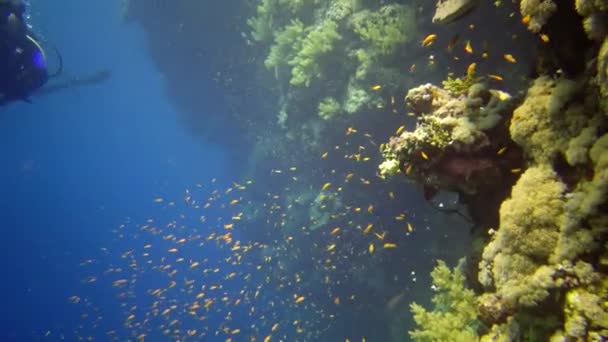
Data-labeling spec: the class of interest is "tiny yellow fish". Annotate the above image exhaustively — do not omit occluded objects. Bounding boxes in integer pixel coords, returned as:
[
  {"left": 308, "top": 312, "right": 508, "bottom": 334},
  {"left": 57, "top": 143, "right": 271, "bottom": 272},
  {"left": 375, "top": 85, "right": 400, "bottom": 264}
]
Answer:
[
  {"left": 497, "top": 146, "right": 508, "bottom": 155},
  {"left": 370, "top": 85, "right": 382, "bottom": 91},
  {"left": 395, "top": 125, "right": 405, "bottom": 135},
  {"left": 488, "top": 74, "right": 503, "bottom": 81},
  {"left": 521, "top": 14, "right": 531, "bottom": 25},
  {"left": 229, "top": 199, "right": 239, "bottom": 205},
  {"left": 420, "top": 151, "right": 429, "bottom": 160},
  {"left": 321, "top": 152, "right": 329, "bottom": 159},
  {"left": 510, "top": 168, "right": 522, "bottom": 173},
  {"left": 363, "top": 223, "right": 373, "bottom": 234},
  {"left": 294, "top": 296, "right": 305, "bottom": 303},
  {"left": 330, "top": 227, "right": 341, "bottom": 235},
  {"left": 539, "top": 34, "right": 550, "bottom": 43},
  {"left": 464, "top": 40, "right": 473, "bottom": 54},
  {"left": 405, "top": 164, "right": 413, "bottom": 175},
  {"left": 368, "top": 243, "right": 375, "bottom": 254},
  {"left": 466, "top": 62, "right": 476, "bottom": 78},
  {"left": 383, "top": 243, "right": 397, "bottom": 249},
  {"left": 321, "top": 182, "right": 331, "bottom": 191},
  {"left": 367, "top": 205, "right": 374, "bottom": 213},
  {"left": 407, "top": 222, "right": 414, "bottom": 233},
  {"left": 421, "top": 34, "right": 437, "bottom": 47},
  {"left": 503, "top": 54, "right": 517, "bottom": 63}
]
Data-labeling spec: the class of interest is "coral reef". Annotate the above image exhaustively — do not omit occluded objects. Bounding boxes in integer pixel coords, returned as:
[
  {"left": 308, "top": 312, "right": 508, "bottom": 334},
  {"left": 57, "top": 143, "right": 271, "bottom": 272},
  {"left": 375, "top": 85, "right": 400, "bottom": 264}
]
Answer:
[
  {"left": 399, "top": 7, "right": 608, "bottom": 337},
  {"left": 401, "top": 74, "right": 608, "bottom": 339},
  {"left": 477, "top": 72, "right": 608, "bottom": 339}
]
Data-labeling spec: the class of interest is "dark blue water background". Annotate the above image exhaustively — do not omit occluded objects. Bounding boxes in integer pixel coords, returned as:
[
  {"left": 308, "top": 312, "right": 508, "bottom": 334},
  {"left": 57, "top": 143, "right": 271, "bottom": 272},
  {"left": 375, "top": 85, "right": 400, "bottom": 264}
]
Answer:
[{"left": 0, "top": 1, "right": 233, "bottom": 339}]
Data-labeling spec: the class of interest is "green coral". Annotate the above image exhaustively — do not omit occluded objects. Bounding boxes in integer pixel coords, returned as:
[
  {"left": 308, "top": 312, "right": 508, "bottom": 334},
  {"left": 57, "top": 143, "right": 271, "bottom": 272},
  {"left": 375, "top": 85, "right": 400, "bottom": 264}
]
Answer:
[
  {"left": 350, "top": 4, "right": 415, "bottom": 56},
  {"left": 288, "top": 20, "right": 342, "bottom": 87},
  {"left": 318, "top": 97, "right": 342, "bottom": 120},
  {"left": 378, "top": 158, "right": 399, "bottom": 177},
  {"left": 409, "top": 260, "right": 480, "bottom": 342},
  {"left": 442, "top": 72, "right": 481, "bottom": 96},
  {"left": 248, "top": 0, "right": 277, "bottom": 42},
  {"left": 265, "top": 19, "right": 306, "bottom": 71},
  {"left": 264, "top": 18, "right": 342, "bottom": 87}
]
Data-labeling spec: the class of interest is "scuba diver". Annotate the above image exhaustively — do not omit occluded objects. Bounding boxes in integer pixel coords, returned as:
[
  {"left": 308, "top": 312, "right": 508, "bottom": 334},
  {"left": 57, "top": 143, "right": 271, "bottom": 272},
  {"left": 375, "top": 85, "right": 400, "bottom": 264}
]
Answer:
[
  {"left": 0, "top": 0, "right": 110, "bottom": 106},
  {"left": 0, "top": 0, "right": 49, "bottom": 105}
]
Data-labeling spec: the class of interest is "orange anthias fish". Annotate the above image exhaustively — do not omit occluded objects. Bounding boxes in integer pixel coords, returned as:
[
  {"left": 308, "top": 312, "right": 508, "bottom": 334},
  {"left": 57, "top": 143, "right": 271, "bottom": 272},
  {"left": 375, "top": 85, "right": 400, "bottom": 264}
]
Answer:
[{"left": 421, "top": 34, "right": 437, "bottom": 47}]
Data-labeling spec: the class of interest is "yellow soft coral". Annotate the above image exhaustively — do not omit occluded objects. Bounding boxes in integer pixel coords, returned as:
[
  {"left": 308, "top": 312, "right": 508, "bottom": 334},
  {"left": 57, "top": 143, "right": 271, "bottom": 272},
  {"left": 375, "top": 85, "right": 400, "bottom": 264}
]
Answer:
[
  {"left": 510, "top": 76, "right": 591, "bottom": 164},
  {"left": 478, "top": 165, "right": 565, "bottom": 306}
]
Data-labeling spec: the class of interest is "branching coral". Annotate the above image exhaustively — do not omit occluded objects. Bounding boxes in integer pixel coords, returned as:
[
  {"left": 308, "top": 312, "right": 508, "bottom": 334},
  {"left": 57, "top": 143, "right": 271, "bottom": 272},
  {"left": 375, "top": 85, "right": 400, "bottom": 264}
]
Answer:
[
  {"left": 264, "top": 18, "right": 341, "bottom": 87},
  {"left": 265, "top": 19, "right": 306, "bottom": 71},
  {"left": 350, "top": 4, "right": 415, "bottom": 56},
  {"left": 409, "top": 260, "right": 480, "bottom": 342},
  {"left": 288, "top": 19, "right": 342, "bottom": 87},
  {"left": 248, "top": 0, "right": 279, "bottom": 42},
  {"left": 318, "top": 96, "right": 342, "bottom": 120}
]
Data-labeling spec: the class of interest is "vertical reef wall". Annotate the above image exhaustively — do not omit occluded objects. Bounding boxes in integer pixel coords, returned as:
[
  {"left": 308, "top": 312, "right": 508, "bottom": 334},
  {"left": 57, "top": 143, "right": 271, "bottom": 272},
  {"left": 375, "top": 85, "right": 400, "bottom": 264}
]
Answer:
[{"left": 382, "top": 0, "right": 608, "bottom": 340}]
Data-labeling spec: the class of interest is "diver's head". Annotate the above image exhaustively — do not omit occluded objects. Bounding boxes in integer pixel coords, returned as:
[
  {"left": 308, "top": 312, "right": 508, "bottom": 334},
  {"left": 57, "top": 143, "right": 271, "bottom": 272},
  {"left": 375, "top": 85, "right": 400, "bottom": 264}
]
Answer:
[
  {"left": 0, "top": 0, "right": 53, "bottom": 104},
  {"left": 0, "top": 34, "right": 49, "bottom": 103},
  {"left": 17, "top": 34, "right": 49, "bottom": 91}
]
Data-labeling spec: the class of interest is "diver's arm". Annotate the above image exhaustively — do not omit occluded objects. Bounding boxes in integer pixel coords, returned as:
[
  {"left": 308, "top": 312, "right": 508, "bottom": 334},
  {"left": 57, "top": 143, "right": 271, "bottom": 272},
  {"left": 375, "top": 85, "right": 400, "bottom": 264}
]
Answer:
[{"left": 34, "top": 70, "right": 112, "bottom": 97}]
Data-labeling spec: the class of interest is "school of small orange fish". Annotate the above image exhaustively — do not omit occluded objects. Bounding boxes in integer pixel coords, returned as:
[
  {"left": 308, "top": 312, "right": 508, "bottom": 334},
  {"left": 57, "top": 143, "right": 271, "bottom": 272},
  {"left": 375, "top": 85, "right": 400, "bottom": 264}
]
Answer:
[{"left": 65, "top": 127, "right": 430, "bottom": 342}]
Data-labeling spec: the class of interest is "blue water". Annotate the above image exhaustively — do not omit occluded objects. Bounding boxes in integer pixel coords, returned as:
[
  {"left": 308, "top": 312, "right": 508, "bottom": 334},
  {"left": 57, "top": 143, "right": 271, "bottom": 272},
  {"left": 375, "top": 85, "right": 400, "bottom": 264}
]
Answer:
[{"left": 0, "top": 1, "right": 233, "bottom": 339}]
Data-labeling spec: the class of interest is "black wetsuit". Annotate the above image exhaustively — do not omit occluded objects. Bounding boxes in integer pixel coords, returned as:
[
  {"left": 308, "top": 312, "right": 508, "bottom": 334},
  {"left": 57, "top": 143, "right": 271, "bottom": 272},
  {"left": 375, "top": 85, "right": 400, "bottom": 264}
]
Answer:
[{"left": 0, "top": 0, "right": 47, "bottom": 105}]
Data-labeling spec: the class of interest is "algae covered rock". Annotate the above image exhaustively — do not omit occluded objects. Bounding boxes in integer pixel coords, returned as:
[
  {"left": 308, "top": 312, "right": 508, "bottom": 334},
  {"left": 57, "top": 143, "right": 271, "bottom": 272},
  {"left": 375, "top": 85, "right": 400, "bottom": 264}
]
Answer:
[
  {"left": 381, "top": 82, "right": 519, "bottom": 196},
  {"left": 519, "top": 0, "right": 557, "bottom": 33},
  {"left": 433, "top": 0, "right": 479, "bottom": 24}
]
